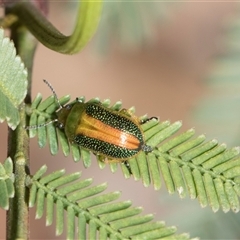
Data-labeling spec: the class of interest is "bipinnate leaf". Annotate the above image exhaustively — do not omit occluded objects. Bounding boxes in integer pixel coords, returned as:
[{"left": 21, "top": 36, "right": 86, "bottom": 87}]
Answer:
[
  {"left": 28, "top": 165, "right": 193, "bottom": 239},
  {"left": 0, "top": 157, "right": 14, "bottom": 210},
  {"left": 0, "top": 28, "right": 28, "bottom": 130},
  {"left": 27, "top": 93, "right": 240, "bottom": 213}
]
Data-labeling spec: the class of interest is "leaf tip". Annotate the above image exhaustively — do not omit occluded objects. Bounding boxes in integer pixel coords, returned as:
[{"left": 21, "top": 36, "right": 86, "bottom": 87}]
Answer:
[
  {"left": 233, "top": 146, "right": 240, "bottom": 154},
  {"left": 175, "top": 120, "right": 183, "bottom": 127},
  {"left": 187, "top": 128, "right": 195, "bottom": 134},
  {"left": 177, "top": 186, "right": 186, "bottom": 198},
  {"left": 211, "top": 139, "right": 218, "bottom": 144},
  {"left": 211, "top": 206, "right": 219, "bottom": 213}
]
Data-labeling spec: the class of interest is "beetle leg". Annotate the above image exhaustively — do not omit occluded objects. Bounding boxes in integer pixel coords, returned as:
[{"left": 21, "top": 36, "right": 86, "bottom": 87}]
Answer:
[
  {"left": 140, "top": 116, "right": 158, "bottom": 125},
  {"left": 97, "top": 155, "right": 106, "bottom": 162},
  {"left": 122, "top": 161, "right": 132, "bottom": 175},
  {"left": 102, "top": 158, "right": 132, "bottom": 175},
  {"left": 97, "top": 155, "right": 122, "bottom": 163},
  {"left": 119, "top": 108, "right": 132, "bottom": 117},
  {"left": 120, "top": 109, "right": 144, "bottom": 125}
]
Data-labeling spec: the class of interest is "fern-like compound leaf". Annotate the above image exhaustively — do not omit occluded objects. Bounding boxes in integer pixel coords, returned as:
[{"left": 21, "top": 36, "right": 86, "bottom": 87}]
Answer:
[
  {"left": 28, "top": 166, "right": 193, "bottom": 239},
  {"left": 27, "top": 94, "right": 240, "bottom": 212}
]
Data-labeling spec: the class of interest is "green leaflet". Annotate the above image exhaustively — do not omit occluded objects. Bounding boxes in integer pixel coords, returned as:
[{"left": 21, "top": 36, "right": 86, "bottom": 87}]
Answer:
[
  {"left": 0, "top": 29, "right": 28, "bottom": 130},
  {"left": 0, "top": 157, "right": 14, "bottom": 210},
  {"left": 28, "top": 165, "right": 192, "bottom": 239},
  {"left": 27, "top": 93, "right": 240, "bottom": 212}
]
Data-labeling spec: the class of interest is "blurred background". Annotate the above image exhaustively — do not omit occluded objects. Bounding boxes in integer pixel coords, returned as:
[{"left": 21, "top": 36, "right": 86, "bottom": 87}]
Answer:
[{"left": 1, "top": 1, "right": 240, "bottom": 239}]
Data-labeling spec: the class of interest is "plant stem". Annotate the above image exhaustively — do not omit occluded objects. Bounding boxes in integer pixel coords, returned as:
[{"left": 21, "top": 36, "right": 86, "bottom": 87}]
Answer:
[
  {"left": 7, "top": 106, "right": 30, "bottom": 240},
  {"left": 6, "top": 26, "right": 37, "bottom": 239},
  {"left": 10, "top": 1, "right": 102, "bottom": 54}
]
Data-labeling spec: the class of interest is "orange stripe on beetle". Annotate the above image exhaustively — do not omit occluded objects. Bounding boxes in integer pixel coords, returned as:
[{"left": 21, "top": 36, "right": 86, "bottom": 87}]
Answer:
[{"left": 76, "top": 113, "right": 141, "bottom": 150}]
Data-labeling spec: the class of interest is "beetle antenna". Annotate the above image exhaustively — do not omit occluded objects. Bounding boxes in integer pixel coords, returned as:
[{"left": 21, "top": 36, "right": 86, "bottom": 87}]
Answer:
[
  {"left": 25, "top": 119, "right": 58, "bottom": 130},
  {"left": 43, "top": 79, "right": 62, "bottom": 109}
]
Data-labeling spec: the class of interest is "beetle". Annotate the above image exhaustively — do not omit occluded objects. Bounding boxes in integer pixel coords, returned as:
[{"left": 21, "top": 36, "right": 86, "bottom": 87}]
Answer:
[{"left": 27, "top": 80, "right": 156, "bottom": 163}]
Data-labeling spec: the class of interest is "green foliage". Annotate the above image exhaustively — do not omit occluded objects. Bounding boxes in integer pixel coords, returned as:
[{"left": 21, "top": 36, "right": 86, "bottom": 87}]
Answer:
[
  {"left": 27, "top": 93, "right": 240, "bottom": 213},
  {"left": 28, "top": 165, "right": 192, "bottom": 239},
  {"left": 0, "top": 29, "right": 28, "bottom": 130},
  {"left": 1, "top": 2, "right": 240, "bottom": 239},
  {"left": 0, "top": 157, "right": 14, "bottom": 210}
]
